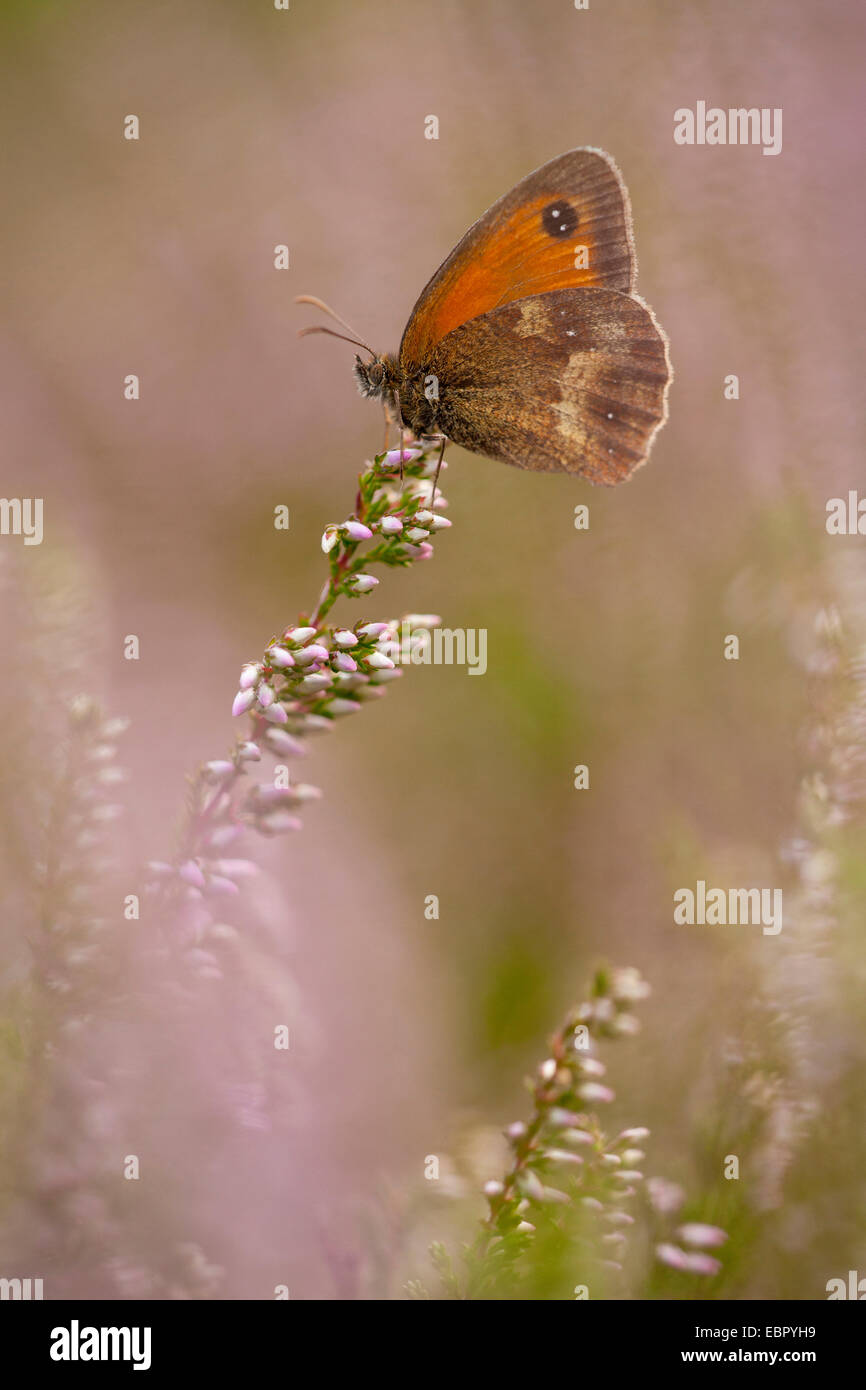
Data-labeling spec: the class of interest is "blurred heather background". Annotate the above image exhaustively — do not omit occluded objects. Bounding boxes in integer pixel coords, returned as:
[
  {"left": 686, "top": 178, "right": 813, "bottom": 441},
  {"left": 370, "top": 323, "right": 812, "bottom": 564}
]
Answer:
[{"left": 1, "top": 0, "right": 865, "bottom": 1299}]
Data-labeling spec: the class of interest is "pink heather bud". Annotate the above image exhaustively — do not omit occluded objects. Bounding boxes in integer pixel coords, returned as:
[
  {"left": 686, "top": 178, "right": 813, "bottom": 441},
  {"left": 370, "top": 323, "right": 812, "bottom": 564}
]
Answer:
[
  {"left": 611, "top": 1013, "right": 641, "bottom": 1036},
  {"left": 96, "top": 766, "right": 126, "bottom": 785},
  {"left": 321, "top": 525, "right": 339, "bottom": 553},
  {"left": 332, "top": 653, "right": 358, "bottom": 673},
  {"left": 417, "top": 542, "right": 434, "bottom": 560},
  {"left": 547, "top": 1107, "right": 584, "bottom": 1127},
  {"left": 364, "top": 651, "right": 395, "bottom": 670},
  {"left": 544, "top": 1149, "right": 585, "bottom": 1167},
  {"left": 350, "top": 574, "right": 378, "bottom": 593},
  {"left": 268, "top": 646, "right": 295, "bottom": 668},
  {"left": 291, "top": 783, "right": 322, "bottom": 801},
  {"left": 405, "top": 527, "right": 430, "bottom": 542},
  {"left": 326, "top": 698, "right": 361, "bottom": 716},
  {"left": 655, "top": 1243, "right": 688, "bottom": 1271},
  {"left": 342, "top": 520, "right": 373, "bottom": 542},
  {"left": 263, "top": 729, "right": 306, "bottom": 757},
  {"left": 88, "top": 746, "right": 117, "bottom": 765},
  {"left": 684, "top": 1252, "right": 722, "bottom": 1276},
  {"left": 428, "top": 515, "right": 452, "bottom": 530},
  {"left": 210, "top": 859, "right": 258, "bottom": 878},
  {"left": 516, "top": 1170, "right": 547, "bottom": 1202},
  {"left": 677, "top": 1224, "right": 728, "bottom": 1249},
  {"left": 404, "top": 614, "right": 441, "bottom": 629},
  {"left": 298, "top": 714, "right": 332, "bottom": 733},
  {"left": 179, "top": 860, "right": 206, "bottom": 889},
  {"left": 263, "top": 702, "right": 289, "bottom": 724},
  {"left": 483, "top": 1180, "right": 505, "bottom": 1198},
  {"left": 232, "top": 688, "right": 256, "bottom": 717},
  {"left": 578, "top": 1057, "right": 606, "bottom": 1076},
  {"left": 101, "top": 716, "right": 130, "bottom": 738},
  {"left": 285, "top": 626, "right": 317, "bottom": 644},
  {"left": 380, "top": 516, "right": 403, "bottom": 535},
  {"left": 577, "top": 1082, "right": 616, "bottom": 1104},
  {"left": 559, "top": 1128, "right": 595, "bottom": 1148},
  {"left": 610, "top": 967, "right": 651, "bottom": 1002},
  {"left": 646, "top": 1177, "right": 685, "bottom": 1214},
  {"left": 146, "top": 861, "right": 174, "bottom": 877},
  {"left": 298, "top": 673, "right": 332, "bottom": 693},
  {"left": 617, "top": 1127, "right": 651, "bottom": 1143},
  {"left": 206, "top": 875, "right": 240, "bottom": 896},
  {"left": 207, "top": 825, "right": 242, "bottom": 849},
  {"left": 256, "top": 683, "right": 275, "bottom": 709},
  {"left": 251, "top": 785, "right": 293, "bottom": 805},
  {"left": 505, "top": 1122, "right": 527, "bottom": 1141},
  {"left": 355, "top": 684, "right": 387, "bottom": 700},
  {"left": 516, "top": 1221, "right": 536, "bottom": 1234},
  {"left": 239, "top": 663, "right": 261, "bottom": 690},
  {"left": 259, "top": 810, "right": 303, "bottom": 835},
  {"left": 369, "top": 668, "right": 402, "bottom": 683},
  {"left": 384, "top": 446, "right": 422, "bottom": 468},
  {"left": 413, "top": 510, "right": 434, "bottom": 524},
  {"left": 203, "top": 760, "right": 235, "bottom": 782},
  {"left": 237, "top": 741, "right": 262, "bottom": 762},
  {"left": 293, "top": 644, "right": 330, "bottom": 665},
  {"left": 539, "top": 1058, "right": 557, "bottom": 1081},
  {"left": 333, "top": 630, "right": 358, "bottom": 647},
  {"left": 357, "top": 621, "right": 390, "bottom": 638}
]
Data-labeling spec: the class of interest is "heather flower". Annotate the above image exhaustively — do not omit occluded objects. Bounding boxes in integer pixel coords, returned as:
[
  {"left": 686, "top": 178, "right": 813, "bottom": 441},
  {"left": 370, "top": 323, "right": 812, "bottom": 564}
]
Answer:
[
  {"left": 416, "top": 965, "right": 727, "bottom": 1300},
  {"left": 678, "top": 1223, "right": 728, "bottom": 1248}
]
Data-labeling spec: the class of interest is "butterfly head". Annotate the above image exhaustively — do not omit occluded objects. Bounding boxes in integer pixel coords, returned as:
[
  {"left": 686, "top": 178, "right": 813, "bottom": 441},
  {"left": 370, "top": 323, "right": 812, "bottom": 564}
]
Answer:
[{"left": 353, "top": 352, "right": 400, "bottom": 401}]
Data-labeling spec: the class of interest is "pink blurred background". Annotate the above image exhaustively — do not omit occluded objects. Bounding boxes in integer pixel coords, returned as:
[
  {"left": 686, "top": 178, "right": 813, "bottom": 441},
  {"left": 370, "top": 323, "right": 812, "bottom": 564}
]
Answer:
[{"left": 1, "top": 0, "right": 864, "bottom": 1298}]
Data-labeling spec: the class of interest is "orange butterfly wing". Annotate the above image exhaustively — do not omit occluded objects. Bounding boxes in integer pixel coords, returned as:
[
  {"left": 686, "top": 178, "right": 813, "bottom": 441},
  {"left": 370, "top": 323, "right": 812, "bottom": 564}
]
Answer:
[{"left": 398, "top": 147, "right": 636, "bottom": 369}]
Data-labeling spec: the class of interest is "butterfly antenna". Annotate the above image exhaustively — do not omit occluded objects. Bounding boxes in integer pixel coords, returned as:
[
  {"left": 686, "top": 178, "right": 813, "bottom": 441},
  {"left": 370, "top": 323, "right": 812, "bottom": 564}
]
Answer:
[{"left": 295, "top": 295, "right": 376, "bottom": 357}]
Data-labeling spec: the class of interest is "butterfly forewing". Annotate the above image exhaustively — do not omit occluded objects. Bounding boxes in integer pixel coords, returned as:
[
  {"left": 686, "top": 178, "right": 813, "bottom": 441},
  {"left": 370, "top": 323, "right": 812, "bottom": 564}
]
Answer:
[
  {"left": 399, "top": 148, "right": 636, "bottom": 368},
  {"left": 426, "top": 287, "right": 671, "bottom": 485}
]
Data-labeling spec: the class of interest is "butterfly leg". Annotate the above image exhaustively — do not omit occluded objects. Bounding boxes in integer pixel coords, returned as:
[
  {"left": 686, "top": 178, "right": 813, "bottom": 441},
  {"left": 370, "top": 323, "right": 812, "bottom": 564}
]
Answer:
[{"left": 431, "top": 435, "right": 446, "bottom": 505}]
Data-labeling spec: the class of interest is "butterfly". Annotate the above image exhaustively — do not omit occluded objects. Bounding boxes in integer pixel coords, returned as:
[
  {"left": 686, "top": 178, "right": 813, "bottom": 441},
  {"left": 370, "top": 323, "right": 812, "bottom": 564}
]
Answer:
[{"left": 299, "top": 147, "right": 671, "bottom": 487}]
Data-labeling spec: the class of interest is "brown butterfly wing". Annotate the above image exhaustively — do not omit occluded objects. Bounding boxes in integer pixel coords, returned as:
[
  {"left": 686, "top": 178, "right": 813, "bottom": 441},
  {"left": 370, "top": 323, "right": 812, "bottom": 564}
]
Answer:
[
  {"left": 427, "top": 287, "right": 672, "bottom": 485},
  {"left": 399, "top": 148, "right": 636, "bottom": 369}
]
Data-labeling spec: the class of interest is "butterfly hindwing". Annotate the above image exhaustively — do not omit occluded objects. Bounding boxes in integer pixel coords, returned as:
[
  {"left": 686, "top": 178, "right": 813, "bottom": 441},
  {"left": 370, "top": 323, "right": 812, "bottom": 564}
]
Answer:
[
  {"left": 399, "top": 148, "right": 636, "bottom": 369},
  {"left": 426, "top": 287, "right": 672, "bottom": 485}
]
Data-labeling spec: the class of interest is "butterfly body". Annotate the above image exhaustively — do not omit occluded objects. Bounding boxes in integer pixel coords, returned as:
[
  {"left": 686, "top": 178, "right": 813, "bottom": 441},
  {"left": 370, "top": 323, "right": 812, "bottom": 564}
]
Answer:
[{"left": 333, "top": 148, "right": 671, "bottom": 485}]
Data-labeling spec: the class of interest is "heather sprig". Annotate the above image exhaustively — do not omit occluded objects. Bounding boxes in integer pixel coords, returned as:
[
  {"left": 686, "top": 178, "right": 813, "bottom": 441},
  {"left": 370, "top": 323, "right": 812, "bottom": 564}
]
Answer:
[
  {"left": 149, "top": 440, "right": 449, "bottom": 932},
  {"left": 415, "top": 966, "right": 726, "bottom": 1300}
]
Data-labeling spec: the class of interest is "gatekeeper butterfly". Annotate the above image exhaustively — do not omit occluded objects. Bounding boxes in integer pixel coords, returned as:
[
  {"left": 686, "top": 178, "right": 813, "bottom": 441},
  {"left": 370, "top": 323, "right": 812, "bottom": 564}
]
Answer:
[{"left": 299, "top": 147, "right": 671, "bottom": 486}]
